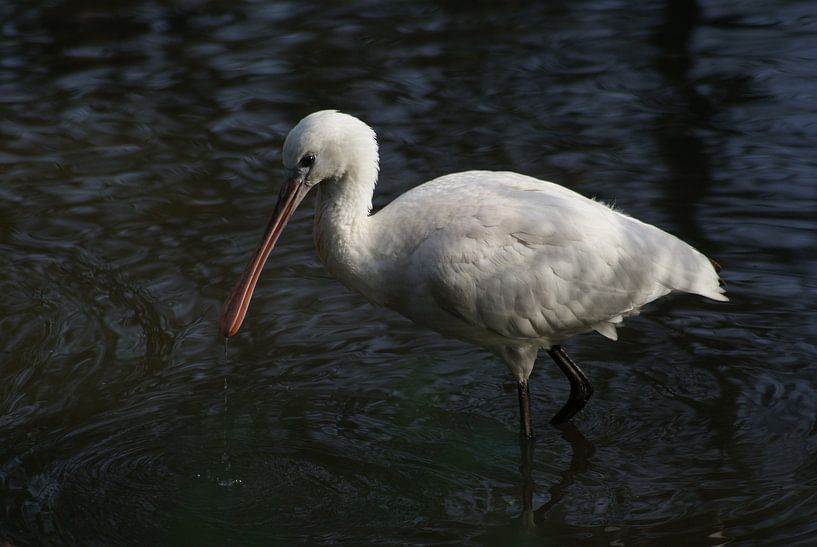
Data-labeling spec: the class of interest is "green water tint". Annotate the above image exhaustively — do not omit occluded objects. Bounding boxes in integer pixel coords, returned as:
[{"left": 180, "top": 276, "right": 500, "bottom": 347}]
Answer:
[{"left": 2, "top": 0, "right": 817, "bottom": 545}]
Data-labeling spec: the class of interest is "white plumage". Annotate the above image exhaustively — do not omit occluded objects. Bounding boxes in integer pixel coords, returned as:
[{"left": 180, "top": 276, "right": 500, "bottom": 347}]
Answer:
[{"left": 220, "top": 110, "right": 727, "bottom": 436}]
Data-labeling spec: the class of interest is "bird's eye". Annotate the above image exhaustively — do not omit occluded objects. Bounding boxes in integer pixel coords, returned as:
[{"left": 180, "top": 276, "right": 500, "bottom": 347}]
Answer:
[{"left": 299, "top": 153, "right": 315, "bottom": 168}]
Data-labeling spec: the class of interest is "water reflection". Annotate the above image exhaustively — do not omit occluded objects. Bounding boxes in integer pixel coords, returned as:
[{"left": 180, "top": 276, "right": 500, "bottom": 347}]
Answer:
[{"left": 520, "top": 423, "right": 596, "bottom": 528}]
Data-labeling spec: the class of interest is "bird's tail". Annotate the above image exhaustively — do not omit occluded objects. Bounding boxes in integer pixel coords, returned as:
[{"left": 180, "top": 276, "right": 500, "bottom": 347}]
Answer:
[{"left": 666, "top": 244, "right": 729, "bottom": 302}]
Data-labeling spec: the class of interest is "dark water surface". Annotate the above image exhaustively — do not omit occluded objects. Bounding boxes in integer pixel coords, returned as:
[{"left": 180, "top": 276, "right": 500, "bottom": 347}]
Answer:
[{"left": 2, "top": 1, "right": 817, "bottom": 545}]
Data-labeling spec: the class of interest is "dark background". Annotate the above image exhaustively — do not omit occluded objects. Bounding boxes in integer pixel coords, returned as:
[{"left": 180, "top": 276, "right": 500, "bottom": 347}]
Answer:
[{"left": 2, "top": 1, "right": 816, "bottom": 545}]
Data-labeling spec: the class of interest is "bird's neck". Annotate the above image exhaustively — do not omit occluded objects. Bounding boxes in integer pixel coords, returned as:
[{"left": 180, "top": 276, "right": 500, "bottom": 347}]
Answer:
[{"left": 313, "top": 167, "right": 383, "bottom": 302}]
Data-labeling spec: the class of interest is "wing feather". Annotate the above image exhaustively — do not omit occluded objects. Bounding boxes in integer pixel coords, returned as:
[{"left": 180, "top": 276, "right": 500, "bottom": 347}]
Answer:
[{"left": 373, "top": 171, "right": 725, "bottom": 344}]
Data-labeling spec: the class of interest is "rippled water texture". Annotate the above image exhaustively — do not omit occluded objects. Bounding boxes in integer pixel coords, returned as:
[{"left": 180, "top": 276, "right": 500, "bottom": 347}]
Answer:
[{"left": 2, "top": 1, "right": 817, "bottom": 545}]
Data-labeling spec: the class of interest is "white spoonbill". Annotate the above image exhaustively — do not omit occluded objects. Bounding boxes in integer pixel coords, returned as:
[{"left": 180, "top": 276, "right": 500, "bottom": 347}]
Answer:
[{"left": 219, "top": 110, "right": 727, "bottom": 438}]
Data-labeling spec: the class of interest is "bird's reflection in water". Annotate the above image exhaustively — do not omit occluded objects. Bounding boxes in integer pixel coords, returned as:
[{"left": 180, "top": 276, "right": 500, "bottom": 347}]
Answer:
[{"left": 518, "top": 423, "right": 596, "bottom": 528}]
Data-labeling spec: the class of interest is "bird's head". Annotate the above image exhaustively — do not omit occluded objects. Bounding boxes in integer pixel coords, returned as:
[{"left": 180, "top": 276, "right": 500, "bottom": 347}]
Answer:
[
  {"left": 218, "top": 110, "right": 378, "bottom": 338},
  {"left": 282, "top": 109, "right": 378, "bottom": 189}
]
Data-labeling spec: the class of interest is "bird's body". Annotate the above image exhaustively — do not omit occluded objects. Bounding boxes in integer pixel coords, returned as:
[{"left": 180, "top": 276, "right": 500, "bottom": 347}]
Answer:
[
  {"left": 315, "top": 169, "right": 725, "bottom": 381},
  {"left": 220, "top": 110, "right": 727, "bottom": 436}
]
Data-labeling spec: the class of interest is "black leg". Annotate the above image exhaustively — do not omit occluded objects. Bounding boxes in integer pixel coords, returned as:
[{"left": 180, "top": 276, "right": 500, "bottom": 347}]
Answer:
[
  {"left": 517, "top": 379, "right": 534, "bottom": 439},
  {"left": 547, "top": 346, "right": 593, "bottom": 425}
]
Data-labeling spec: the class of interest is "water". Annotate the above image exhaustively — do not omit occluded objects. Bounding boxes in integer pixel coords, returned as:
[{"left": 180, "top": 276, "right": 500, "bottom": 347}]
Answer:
[{"left": 2, "top": 1, "right": 816, "bottom": 545}]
